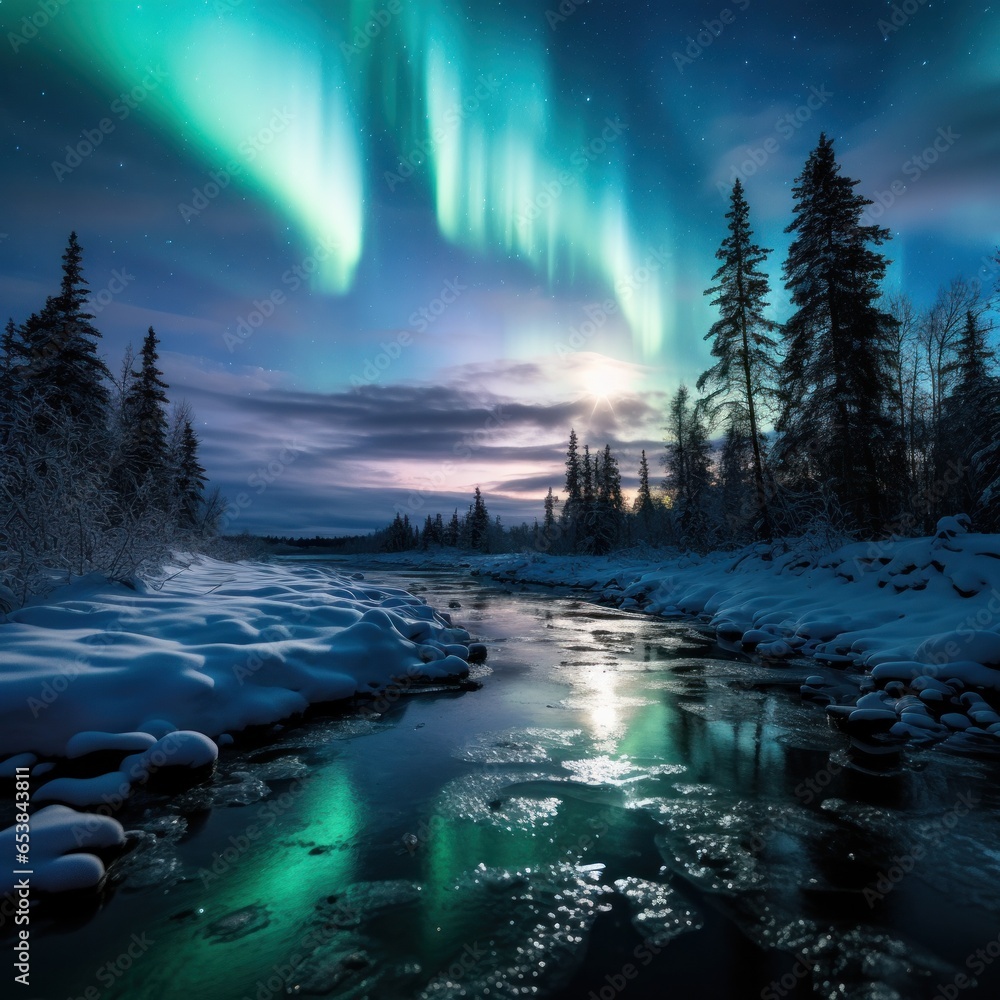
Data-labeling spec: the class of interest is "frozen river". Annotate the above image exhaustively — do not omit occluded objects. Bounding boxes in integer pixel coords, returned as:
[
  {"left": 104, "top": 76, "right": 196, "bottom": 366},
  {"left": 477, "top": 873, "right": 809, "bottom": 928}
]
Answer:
[{"left": 30, "top": 564, "right": 1000, "bottom": 1000}]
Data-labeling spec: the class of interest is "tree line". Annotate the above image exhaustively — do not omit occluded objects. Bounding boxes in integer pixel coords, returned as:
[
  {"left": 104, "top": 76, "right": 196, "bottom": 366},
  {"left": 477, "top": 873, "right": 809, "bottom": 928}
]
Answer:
[
  {"left": 551, "top": 134, "right": 999, "bottom": 552},
  {"left": 0, "top": 233, "right": 218, "bottom": 604}
]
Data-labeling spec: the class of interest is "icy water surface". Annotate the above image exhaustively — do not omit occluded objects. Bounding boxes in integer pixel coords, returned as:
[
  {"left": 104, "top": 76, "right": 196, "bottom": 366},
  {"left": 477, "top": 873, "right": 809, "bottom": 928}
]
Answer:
[{"left": 22, "top": 565, "right": 1000, "bottom": 1000}]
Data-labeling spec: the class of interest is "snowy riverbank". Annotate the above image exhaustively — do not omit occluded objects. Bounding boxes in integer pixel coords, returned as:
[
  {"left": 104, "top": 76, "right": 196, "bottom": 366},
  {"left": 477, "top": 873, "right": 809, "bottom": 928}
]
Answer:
[
  {"left": 0, "top": 555, "right": 476, "bottom": 893},
  {"left": 476, "top": 518, "right": 1000, "bottom": 752}
]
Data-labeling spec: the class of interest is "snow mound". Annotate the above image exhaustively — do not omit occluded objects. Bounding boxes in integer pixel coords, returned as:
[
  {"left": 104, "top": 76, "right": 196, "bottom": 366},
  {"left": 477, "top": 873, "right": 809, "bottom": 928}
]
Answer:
[
  {"left": 0, "top": 556, "right": 473, "bottom": 757},
  {"left": 0, "top": 804, "right": 125, "bottom": 894},
  {"left": 65, "top": 730, "right": 157, "bottom": 758}
]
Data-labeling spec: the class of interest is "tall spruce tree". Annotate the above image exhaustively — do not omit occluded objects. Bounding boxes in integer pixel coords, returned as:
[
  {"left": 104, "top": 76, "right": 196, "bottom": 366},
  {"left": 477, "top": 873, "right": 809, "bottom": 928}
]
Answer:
[
  {"left": 121, "top": 327, "right": 171, "bottom": 504},
  {"left": 634, "top": 450, "right": 654, "bottom": 515},
  {"left": 543, "top": 487, "right": 558, "bottom": 535},
  {"left": 174, "top": 418, "right": 207, "bottom": 527},
  {"left": 776, "top": 135, "right": 901, "bottom": 534},
  {"left": 564, "top": 429, "right": 582, "bottom": 520},
  {"left": 579, "top": 444, "right": 596, "bottom": 552},
  {"left": 592, "top": 443, "right": 624, "bottom": 554},
  {"left": 21, "top": 232, "right": 111, "bottom": 433},
  {"left": 698, "top": 179, "right": 779, "bottom": 541},
  {"left": 469, "top": 486, "right": 490, "bottom": 552},
  {"left": 446, "top": 509, "right": 460, "bottom": 546}
]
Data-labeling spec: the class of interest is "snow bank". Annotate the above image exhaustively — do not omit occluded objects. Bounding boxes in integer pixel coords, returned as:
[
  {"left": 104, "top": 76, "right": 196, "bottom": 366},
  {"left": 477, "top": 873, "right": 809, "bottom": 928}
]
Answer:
[
  {"left": 0, "top": 804, "right": 125, "bottom": 894},
  {"left": 478, "top": 521, "right": 1000, "bottom": 748},
  {"left": 0, "top": 555, "right": 473, "bottom": 758}
]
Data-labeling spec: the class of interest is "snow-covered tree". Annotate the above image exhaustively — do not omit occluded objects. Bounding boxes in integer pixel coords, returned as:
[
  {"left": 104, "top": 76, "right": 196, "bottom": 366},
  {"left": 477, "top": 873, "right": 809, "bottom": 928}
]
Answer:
[
  {"left": 174, "top": 417, "right": 208, "bottom": 528},
  {"left": 19, "top": 232, "right": 111, "bottom": 435},
  {"left": 120, "top": 326, "right": 171, "bottom": 506}
]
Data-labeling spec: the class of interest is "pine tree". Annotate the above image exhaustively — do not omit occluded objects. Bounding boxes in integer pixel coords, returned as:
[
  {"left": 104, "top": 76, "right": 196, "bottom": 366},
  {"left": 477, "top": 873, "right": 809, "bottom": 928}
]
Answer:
[
  {"left": 577, "top": 444, "right": 596, "bottom": 552},
  {"left": 599, "top": 444, "right": 624, "bottom": 511},
  {"left": 698, "top": 179, "right": 779, "bottom": 541},
  {"left": 664, "top": 385, "right": 713, "bottom": 548},
  {"left": 563, "top": 429, "right": 582, "bottom": 521},
  {"left": 543, "top": 487, "right": 557, "bottom": 534},
  {"left": 446, "top": 509, "right": 460, "bottom": 546},
  {"left": 21, "top": 233, "right": 111, "bottom": 433},
  {"left": 634, "top": 450, "right": 654, "bottom": 514},
  {"left": 776, "top": 135, "right": 902, "bottom": 534},
  {"left": 939, "top": 311, "right": 998, "bottom": 519},
  {"left": 468, "top": 486, "right": 490, "bottom": 552},
  {"left": 592, "top": 443, "right": 624, "bottom": 554},
  {"left": 582, "top": 446, "right": 594, "bottom": 504},
  {"left": 120, "top": 327, "right": 171, "bottom": 505},
  {"left": 174, "top": 418, "right": 207, "bottom": 528}
]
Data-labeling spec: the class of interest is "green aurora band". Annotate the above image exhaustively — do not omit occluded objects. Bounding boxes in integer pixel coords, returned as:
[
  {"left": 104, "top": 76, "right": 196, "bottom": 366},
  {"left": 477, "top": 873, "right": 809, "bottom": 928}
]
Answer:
[{"left": 47, "top": 0, "right": 672, "bottom": 357}]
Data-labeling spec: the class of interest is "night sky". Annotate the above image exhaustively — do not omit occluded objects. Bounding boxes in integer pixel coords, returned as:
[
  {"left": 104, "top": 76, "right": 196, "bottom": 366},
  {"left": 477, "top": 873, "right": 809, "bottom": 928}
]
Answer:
[{"left": 1, "top": 0, "right": 996, "bottom": 534}]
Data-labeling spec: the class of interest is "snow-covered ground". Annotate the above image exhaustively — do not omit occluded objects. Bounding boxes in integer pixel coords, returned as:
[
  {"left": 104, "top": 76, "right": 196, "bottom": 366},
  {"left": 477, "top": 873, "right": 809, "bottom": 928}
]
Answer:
[
  {"left": 0, "top": 555, "right": 475, "bottom": 893},
  {"left": 477, "top": 517, "right": 1000, "bottom": 752}
]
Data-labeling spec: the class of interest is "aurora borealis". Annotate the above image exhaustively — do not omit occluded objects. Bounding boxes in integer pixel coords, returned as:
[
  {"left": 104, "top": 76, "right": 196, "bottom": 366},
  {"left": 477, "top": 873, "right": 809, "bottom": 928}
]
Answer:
[{"left": 1, "top": 0, "right": 997, "bottom": 533}]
